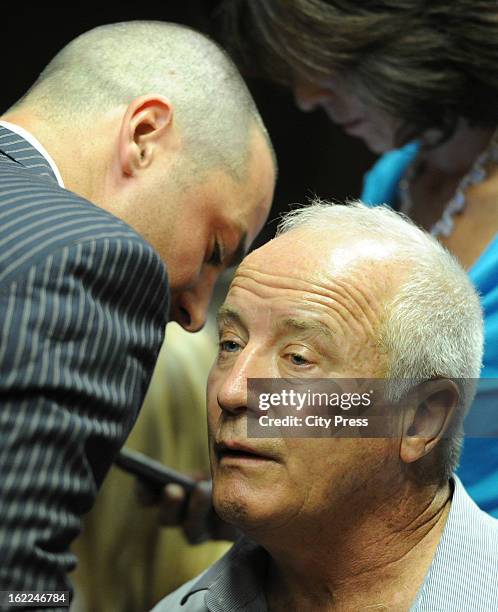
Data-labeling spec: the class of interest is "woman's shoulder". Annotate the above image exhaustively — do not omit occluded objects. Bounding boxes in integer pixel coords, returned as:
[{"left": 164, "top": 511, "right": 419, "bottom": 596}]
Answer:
[
  {"left": 470, "top": 233, "right": 498, "bottom": 296},
  {"left": 361, "top": 141, "right": 419, "bottom": 207}
]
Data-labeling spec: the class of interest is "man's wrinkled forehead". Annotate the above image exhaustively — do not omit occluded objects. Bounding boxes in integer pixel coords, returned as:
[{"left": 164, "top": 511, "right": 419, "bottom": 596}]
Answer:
[
  {"left": 223, "top": 227, "right": 402, "bottom": 355},
  {"left": 217, "top": 301, "right": 341, "bottom": 349},
  {"left": 233, "top": 226, "right": 402, "bottom": 285}
]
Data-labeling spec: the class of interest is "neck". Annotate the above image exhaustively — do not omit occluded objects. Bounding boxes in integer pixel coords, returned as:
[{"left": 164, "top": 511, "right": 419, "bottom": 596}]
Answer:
[
  {"left": 421, "top": 120, "right": 495, "bottom": 176},
  {"left": 262, "top": 479, "right": 452, "bottom": 611},
  {"left": 1, "top": 109, "right": 101, "bottom": 202}
]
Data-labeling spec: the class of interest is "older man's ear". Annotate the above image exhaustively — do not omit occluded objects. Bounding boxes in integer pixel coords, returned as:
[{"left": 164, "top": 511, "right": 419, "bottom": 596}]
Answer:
[{"left": 400, "top": 379, "right": 460, "bottom": 464}]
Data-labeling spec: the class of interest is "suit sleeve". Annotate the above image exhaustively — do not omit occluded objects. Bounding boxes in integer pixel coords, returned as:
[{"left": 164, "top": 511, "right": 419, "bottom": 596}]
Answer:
[{"left": 0, "top": 236, "right": 169, "bottom": 598}]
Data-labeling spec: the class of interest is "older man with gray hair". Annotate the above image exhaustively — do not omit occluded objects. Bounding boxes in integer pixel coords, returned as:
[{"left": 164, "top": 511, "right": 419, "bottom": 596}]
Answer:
[{"left": 155, "top": 201, "right": 498, "bottom": 611}]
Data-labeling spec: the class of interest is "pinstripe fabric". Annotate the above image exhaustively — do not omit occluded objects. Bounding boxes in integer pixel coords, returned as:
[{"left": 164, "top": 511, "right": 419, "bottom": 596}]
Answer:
[
  {"left": 0, "top": 125, "right": 169, "bottom": 598},
  {"left": 411, "top": 478, "right": 498, "bottom": 611},
  {"left": 153, "top": 477, "right": 498, "bottom": 612}
]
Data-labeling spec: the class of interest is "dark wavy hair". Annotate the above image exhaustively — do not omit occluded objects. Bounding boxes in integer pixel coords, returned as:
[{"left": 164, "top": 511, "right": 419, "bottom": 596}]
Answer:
[{"left": 220, "top": 0, "right": 498, "bottom": 142}]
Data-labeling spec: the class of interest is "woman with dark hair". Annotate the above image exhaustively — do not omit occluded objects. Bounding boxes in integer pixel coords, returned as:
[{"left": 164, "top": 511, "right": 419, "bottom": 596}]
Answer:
[{"left": 222, "top": 0, "right": 498, "bottom": 516}]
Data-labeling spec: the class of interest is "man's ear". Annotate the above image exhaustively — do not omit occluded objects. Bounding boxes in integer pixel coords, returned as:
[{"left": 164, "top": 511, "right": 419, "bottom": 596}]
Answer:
[
  {"left": 400, "top": 378, "right": 460, "bottom": 464},
  {"left": 118, "top": 95, "right": 174, "bottom": 176}
]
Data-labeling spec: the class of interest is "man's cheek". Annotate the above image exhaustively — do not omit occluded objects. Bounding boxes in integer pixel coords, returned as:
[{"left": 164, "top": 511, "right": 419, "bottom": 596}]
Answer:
[{"left": 206, "top": 404, "right": 220, "bottom": 442}]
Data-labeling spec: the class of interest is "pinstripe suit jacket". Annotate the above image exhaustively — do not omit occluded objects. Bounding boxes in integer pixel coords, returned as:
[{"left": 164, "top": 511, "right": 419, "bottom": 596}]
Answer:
[{"left": 0, "top": 125, "right": 169, "bottom": 596}]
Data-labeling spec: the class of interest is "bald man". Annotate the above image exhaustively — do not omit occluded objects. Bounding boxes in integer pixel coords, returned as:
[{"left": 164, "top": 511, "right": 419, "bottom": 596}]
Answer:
[{"left": 0, "top": 21, "right": 275, "bottom": 599}]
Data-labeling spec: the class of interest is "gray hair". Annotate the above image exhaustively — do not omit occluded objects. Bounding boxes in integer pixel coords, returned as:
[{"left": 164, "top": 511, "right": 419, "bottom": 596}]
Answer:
[
  {"left": 15, "top": 21, "right": 274, "bottom": 180},
  {"left": 277, "top": 199, "right": 484, "bottom": 481}
]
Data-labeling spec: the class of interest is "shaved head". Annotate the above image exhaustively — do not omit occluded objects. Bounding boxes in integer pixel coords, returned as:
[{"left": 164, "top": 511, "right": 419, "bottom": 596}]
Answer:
[{"left": 14, "top": 20, "right": 275, "bottom": 180}]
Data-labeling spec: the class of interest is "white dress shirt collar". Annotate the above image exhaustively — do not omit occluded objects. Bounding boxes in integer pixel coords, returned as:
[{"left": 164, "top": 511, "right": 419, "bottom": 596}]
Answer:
[{"left": 0, "top": 120, "right": 65, "bottom": 188}]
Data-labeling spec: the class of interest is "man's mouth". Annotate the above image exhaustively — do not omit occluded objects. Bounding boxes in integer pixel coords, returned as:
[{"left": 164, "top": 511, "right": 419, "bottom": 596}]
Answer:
[{"left": 215, "top": 440, "right": 277, "bottom": 464}]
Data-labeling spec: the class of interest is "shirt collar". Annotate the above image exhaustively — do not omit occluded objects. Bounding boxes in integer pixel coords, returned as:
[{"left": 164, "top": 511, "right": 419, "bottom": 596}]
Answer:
[
  {"left": 182, "top": 537, "right": 268, "bottom": 611},
  {"left": 410, "top": 474, "right": 495, "bottom": 610},
  {"left": 0, "top": 120, "right": 65, "bottom": 188},
  {"left": 182, "top": 477, "right": 485, "bottom": 612}
]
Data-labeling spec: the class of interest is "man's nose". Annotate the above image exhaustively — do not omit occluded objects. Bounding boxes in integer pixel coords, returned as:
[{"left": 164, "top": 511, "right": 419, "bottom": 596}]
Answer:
[
  {"left": 216, "top": 348, "right": 267, "bottom": 416},
  {"left": 169, "top": 273, "right": 217, "bottom": 332},
  {"left": 216, "top": 367, "right": 247, "bottom": 416},
  {"left": 293, "top": 80, "right": 329, "bottom": 112}
]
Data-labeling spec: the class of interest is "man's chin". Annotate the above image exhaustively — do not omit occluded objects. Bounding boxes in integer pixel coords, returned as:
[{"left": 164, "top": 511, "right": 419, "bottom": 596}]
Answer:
[
  {"left": 214, "top": 495, "right": 251, "bottom": 528},
  {"left": 213, "top": 481, "right": 276, "bottom": 533}
]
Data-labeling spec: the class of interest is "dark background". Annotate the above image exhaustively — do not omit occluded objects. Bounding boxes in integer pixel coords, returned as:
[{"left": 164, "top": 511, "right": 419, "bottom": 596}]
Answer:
[{"left": 1, "top": 1, "right": 376, "bottom": 247}]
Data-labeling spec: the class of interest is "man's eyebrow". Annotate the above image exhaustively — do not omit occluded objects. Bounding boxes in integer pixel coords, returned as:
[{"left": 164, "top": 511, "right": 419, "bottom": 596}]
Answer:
[
  {"left": 226, "top": 230, "right": 248, "bottom": 268},
  {"left": 277, "top": 318, "right": 337, "bottom": 344},
  {"left": 216, "top": 305, "right": 244, "bottom": 327}
]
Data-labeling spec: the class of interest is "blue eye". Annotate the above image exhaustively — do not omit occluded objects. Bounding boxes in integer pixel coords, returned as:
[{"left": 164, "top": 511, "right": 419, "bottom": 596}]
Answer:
[
  {"left": 219, "top": 340, "right": 240, "bottom": 353},
  {"left": 290, "top": 354, "right": 310, "bottom": 366}
]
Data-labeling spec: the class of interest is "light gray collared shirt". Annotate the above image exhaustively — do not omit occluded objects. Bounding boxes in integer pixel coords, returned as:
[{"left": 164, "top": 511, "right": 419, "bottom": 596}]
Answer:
[{"left": 153, "top": 476, "right": 498, "bottom": 611}]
